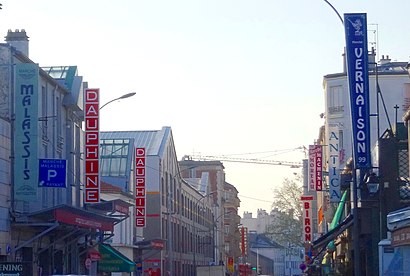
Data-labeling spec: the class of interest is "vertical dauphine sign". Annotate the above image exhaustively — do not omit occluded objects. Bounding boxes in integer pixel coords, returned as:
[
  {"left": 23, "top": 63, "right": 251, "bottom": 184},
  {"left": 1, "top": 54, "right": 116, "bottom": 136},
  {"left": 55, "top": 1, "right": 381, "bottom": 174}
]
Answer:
[
  {"left": 301, "top": 195, "right": 314, "bottom": 243},
  {"left": 15, "top": 63, "right": 39, "bottom": 201},
  {"left": 344, "top": 13, "right": 371, "bottom": 169},
  {"left": 135, "top": 148, "right": 146, "bottom": 227},
  {"left": 328, "top": 125, "right": 341, "bottom": 202},
  {"left": 84, "top": 88, "right": 100, "bottom": 203},
  {"left": 308, "top": 145, "right": 323, "bottom": 191}
]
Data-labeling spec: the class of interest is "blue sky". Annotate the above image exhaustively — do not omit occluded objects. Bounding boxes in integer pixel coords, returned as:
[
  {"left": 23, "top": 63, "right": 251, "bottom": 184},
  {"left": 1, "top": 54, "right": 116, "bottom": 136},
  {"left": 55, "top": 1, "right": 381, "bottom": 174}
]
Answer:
[{"left": 1, "top": 0, "right": 410, "bottom": 215}]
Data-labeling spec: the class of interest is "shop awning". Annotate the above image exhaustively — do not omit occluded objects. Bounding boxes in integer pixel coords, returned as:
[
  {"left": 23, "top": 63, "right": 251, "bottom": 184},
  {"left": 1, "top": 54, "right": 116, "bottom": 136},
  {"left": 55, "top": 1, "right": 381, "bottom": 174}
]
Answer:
[
  {"left": 98, "top": 243, "right": 136, "bottom": 272},
  {"left": 326, "top": 190, "right": 348, "bottom": 251},
  {"left": 134, "top": 238, "right": 165, "bottom": 250},
  {"left": 28, "top": 204, "right": 119, "bottom": 231},
  {"left": 312, "top": 214, "right": 353, "bottom": 251}
]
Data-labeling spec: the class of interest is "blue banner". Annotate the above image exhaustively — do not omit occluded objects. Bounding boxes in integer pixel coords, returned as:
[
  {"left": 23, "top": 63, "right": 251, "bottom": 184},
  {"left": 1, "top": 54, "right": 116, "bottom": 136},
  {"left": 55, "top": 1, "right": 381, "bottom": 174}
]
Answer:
[{"left": 344, "top": 13, "right": 371, "bottom": 169}]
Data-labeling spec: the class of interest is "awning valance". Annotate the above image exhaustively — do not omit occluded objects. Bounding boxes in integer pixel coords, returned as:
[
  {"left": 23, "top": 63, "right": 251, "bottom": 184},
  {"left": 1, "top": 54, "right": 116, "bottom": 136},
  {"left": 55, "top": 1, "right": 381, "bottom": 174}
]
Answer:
[{"left": 98, "top": 243, "right": 136, "bottom": 272}]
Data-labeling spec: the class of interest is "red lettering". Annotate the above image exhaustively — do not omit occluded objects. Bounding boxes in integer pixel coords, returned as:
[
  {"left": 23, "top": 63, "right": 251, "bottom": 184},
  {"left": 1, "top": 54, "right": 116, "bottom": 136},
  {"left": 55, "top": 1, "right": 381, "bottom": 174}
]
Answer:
[
  {"left": 85, "top": 89, "right": 99, "bottom": 102},
  {"left": 135, "top": 208, "right": 145, "bottom": 216},
  {"left": 136, "top": 167, "right": 145, "bottom": 176},
  {"left": 85, "top": 146, "right": 99, "bottom": 159},
  {"left": 86, "top": 160, "right": 99, "bottom": 174},
  {"left": 135, "top": 157, "right": 145, "bottom": 167},
  {"left": 136, "top": 188, "right": 145, "bottom": 196},
  {"left": 136, "top": 218, "right": 145, "bottom": 227},
  {"left": 85, "top": 190, "right": 99, "bottom": 202},
  {"left": 136, "top": 178, "right": 145, "bottom": 187},
  {"left": 85, "top": 117, "right": 99, "bottom": 130},
  {"left": 85, "top": 175, "right": 99, "bottom": 188},
  {"left": 86, "top": 132, "right": 99, "bottom": 145},
  {"left": 135, "top": 148, "right": 145, "bottom": 157},
  {"left": 85, "top": 103, "right": 99, "bottom": 116},
  {"left": 136, "top": 197, "right": 145, "bottom": 207}
]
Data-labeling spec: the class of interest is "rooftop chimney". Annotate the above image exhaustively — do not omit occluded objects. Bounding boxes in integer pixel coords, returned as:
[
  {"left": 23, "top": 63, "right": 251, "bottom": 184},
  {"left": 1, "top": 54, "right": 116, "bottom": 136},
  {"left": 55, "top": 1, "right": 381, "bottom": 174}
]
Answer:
[
  {"left": 5, "top": 29, "right": 29, "bottom": 57},
  {"left": 379, "top": 54, "right": 391, "bottom": 66}
]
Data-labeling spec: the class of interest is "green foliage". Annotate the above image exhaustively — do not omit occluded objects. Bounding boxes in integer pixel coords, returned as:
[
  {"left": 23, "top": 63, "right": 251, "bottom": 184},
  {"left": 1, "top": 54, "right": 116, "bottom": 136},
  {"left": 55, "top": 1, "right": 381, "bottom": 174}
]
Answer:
[{"left": 265, "top": 174, "right": 303, "bottom": 246}]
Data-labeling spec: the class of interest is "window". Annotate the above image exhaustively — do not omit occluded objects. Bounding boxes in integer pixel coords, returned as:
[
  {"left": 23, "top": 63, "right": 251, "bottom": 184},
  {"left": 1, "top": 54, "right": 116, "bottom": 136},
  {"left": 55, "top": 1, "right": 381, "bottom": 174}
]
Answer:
[
  {"left": 328, "top": 86, "right": 344, "bottom": 113},
  {"left": 100, "top": 139, "right": 130, "bottom": 177}
]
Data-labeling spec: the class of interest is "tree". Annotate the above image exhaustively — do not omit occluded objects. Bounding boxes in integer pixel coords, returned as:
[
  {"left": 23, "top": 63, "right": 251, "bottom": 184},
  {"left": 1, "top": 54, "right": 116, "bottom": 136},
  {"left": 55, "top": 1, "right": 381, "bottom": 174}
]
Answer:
[{"left": 265, "top": 174, "right": 303, "bottom": 246}]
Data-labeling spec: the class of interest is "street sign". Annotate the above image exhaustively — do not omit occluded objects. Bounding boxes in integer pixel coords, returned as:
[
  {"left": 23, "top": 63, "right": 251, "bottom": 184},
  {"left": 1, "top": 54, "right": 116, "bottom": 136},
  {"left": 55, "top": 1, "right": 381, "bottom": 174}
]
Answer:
[{"left": 38, "top": 159, "right": 67, "bottom": 188}]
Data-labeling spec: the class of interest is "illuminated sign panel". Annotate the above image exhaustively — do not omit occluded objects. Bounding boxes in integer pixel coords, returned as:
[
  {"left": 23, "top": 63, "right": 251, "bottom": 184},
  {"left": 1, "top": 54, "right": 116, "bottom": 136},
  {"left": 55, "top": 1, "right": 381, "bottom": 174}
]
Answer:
[
  {"left": 84, "top": 88, "right": 100, "bottom": 203},
  {"left": 344, "top": 13, "right": 371, "bottom": 169},
  {"left": 135, "top": 148, "right": 146, "bottom": 227}
]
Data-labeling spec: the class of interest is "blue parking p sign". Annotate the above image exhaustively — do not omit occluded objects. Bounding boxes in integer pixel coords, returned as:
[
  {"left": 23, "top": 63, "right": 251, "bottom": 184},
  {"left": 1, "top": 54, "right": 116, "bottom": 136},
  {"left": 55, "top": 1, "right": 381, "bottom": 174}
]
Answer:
[{"left": 39, "top": 159, "right": 67, "bottom": 188}]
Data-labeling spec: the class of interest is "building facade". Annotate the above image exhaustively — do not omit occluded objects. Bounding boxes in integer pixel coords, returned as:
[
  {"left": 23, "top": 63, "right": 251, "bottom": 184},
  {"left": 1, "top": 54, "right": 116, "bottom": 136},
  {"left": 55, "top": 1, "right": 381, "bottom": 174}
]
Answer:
[
  {"left": 310, "top": 51, "right": 410, "bottom": 275},
  {"left": 101, "top": 128, "right": 219, "bottom": 275},
  {"left": 0, "top": 29, "right": 124, "bottom": 275}
]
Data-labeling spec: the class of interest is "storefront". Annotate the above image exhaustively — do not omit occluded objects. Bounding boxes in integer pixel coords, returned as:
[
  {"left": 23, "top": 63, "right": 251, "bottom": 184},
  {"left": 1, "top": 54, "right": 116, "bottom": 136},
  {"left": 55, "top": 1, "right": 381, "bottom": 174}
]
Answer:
[{"left": 11, "top": 204, "right": 119, "bottom": 275}]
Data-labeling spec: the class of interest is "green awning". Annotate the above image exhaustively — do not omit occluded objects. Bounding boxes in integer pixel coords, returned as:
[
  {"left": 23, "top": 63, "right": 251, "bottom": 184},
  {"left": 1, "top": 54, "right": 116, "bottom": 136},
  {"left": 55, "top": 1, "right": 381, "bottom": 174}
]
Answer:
[
  {"left": 98, "top": 243, "right": 136, "bottom": 272},
  {"left": 327, "top": 190, "right": 348, "bottom": 251}
]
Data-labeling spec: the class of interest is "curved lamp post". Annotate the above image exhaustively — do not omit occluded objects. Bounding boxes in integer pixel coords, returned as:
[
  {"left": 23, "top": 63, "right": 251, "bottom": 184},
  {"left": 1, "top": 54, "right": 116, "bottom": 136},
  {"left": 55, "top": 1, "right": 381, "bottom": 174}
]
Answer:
[{"left": 100, "top": 92, "right": 136, "bottom": 110}]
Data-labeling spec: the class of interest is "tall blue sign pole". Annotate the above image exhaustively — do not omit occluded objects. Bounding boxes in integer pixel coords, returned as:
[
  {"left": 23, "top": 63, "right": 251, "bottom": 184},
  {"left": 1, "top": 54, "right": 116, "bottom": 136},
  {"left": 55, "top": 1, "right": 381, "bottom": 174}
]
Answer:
[
  {"left": 344, "top": 13, "right": 371, "bottom": 276},
  {"left": 345, "top": 13, "right": 371, "bottom": 170}
]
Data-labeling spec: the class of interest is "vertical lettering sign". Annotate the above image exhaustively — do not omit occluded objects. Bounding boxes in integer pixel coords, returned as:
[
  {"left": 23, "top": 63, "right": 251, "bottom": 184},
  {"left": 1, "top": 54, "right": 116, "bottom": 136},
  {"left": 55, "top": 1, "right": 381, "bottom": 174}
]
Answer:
[
  {"left": 328, "top": 125, "right": 341, "bottom": 202},
  {"left": 344, "top": 13, "right": 371, "bottom": 169},
  {"left": 315, "top": 146, "right": 322, "bottom": 191},
  {"left": 308, "top": 145, "right": 316, "bottom": 191},
  {"left": 135, "top": 148, "right": 146, "bottom": 227},
  {"left": 301, "top": 195, "right": 314, "bottom": 243},
  {"left": 309, "top": 145, "right": 322, "bottom": 191},
  {"left": 84, "top": 88, "right": 100, "bottom": 203},
  {"left": 14, "top": 63, "right": 39, "bottom": 201}
]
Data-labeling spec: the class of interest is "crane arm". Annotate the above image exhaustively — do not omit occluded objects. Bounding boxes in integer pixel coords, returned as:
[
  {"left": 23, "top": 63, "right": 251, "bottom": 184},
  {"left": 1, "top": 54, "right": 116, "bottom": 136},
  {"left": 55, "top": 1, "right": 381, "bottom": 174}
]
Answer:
[{"left": 187, "top": 155, "right": 302, "bottom": 168}]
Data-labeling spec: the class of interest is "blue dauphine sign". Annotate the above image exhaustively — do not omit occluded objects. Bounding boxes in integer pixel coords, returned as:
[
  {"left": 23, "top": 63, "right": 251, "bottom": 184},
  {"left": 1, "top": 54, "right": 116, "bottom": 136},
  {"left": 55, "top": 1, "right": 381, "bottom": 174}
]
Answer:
[
  {"left": 344, "top": 13, "right": 371, "bottom": 169},
  {"left": 39, "top": 159, "right": 67, "bottom": 188}
]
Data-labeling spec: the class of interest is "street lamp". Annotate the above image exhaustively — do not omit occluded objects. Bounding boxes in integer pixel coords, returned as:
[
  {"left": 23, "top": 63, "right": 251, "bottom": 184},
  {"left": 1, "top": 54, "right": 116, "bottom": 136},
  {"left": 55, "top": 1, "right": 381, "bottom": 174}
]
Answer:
[
  {"left": 100, "top": 92, "right": 136, "bottom": 110},
  {"left": 193, "top": 191, "right": 216, "bottom": 275}
]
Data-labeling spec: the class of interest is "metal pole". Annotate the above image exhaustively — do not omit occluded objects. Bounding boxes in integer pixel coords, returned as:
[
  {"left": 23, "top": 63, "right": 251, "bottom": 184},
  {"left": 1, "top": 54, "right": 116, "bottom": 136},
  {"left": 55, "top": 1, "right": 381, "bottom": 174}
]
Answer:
[
  {"left": 353, "top": 169, "right": 361, "bottom": 276},
  {"left": 100, "top": 92, "right": 136, "bottom": 109}
]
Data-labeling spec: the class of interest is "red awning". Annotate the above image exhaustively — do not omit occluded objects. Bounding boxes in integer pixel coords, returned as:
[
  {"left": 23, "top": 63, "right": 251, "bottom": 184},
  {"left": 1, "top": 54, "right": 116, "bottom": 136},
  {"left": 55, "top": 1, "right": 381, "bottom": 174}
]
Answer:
[{"left": 29, "top": 204, "right": 118, "bottom": 231}]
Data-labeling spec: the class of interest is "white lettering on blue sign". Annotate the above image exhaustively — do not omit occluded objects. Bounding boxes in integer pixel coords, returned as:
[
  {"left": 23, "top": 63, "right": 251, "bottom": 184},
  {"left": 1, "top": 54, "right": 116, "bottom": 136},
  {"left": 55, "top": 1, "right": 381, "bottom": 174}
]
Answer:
[{"left": 344, "top": 13, "right": 371, "bottom": 169}]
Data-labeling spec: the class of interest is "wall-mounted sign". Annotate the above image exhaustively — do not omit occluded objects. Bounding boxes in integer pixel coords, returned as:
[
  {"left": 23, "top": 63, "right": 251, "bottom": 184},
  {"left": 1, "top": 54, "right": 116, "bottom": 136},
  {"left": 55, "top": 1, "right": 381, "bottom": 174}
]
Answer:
[
  {"left": 84, "top": 88, "right": 100, "bottom": 203},
  {"left": 301, "top": 195, "right": 314, "bottom": 242},
  {"left": 38, "top": 159, "right": 67, "bottom": 188},
  {"left": 0, "top": 262, "right": 32, "bottom": 275},
  {"left": 14, "top": 63, "right": 39, "bottom": 201},
  {"left": 135, "top": 147, "right": 146, "bottom": 227},
  {"left": 328, "top": 125, "right": 341, "bottom": 202},
  {"left": 308, "top": 145, "right": 322, "bottom": 191}
]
